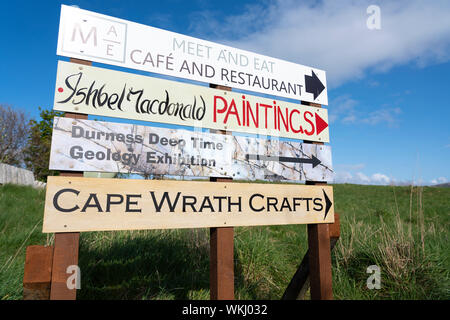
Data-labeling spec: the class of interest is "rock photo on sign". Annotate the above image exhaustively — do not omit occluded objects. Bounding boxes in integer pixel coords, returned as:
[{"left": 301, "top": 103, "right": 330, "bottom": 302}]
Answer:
[{"left": 49, "top": 117, "right": 333, "bottom": 182}]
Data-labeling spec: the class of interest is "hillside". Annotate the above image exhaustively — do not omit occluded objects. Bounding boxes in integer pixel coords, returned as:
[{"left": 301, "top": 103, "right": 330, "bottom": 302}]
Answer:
[
  {"left": 432, "top": 182, "right": 450, "bottom": 188},
  {"left": 0, "top": 182, "right": 449, "bottom": 300}
]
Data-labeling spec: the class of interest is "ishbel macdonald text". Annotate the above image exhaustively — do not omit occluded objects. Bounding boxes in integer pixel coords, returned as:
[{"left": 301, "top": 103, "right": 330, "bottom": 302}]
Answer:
[{"left": 57, "top": 72, "right": 206, "bottom": 121}]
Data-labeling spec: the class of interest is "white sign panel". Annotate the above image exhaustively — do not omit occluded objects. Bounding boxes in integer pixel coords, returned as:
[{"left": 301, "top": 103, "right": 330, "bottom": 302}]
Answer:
[
  {"left": 49, "top": 117, "right": 334, "bottom": 182},
  {"left": 57, "top": 5, "right": 328, "bottom": 105}
]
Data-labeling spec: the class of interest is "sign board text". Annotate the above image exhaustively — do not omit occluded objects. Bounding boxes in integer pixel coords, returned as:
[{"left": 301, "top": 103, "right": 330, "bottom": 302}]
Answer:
[
  {"left": 54, "top": 61, "right": 330, "bottom": 142},
  {"left": 57, "top": 5, "right": 328, "bottom": 105},
  {"left": 49, "top": 117, "right": 333, "bottom": 181},
  {"left": 43, "top": 177, "right": 334, "bottom": 233}
]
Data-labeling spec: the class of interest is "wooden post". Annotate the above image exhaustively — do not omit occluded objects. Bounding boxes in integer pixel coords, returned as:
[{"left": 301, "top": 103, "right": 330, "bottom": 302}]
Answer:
[
  {"left": 281, "top": 212, "right": 340, "bottom": 300},
  {"left": 303, "top": 101, "right": 333, "bottom": 300},
  {"left": 307, "top": 222, "right": 333, "bottom": 299},
  {"left": 328, "top": 212, "right": 340, "bottom": 248},
  {"left": 50, "top": 232, "right": 80, "bottom": 300},
  {"left": 209, "top": 84, "right": 234, "bottom": 300},
  {"left": 49, "top": 58, "right": 90, "bottom": 300},
  {"left": 23, "top": 245, "right": 54, "bottom": 300},
  {"left": 209, "top": 214, "right": 234, "bottom": 300}
]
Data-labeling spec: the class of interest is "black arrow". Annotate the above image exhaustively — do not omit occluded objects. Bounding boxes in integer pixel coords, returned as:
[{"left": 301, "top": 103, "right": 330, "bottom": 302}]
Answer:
[
  {"left": 322, "top": 189, "right": 332, "bottom": 220},
  {"left": 305, "top": 70, "right": 325, "bottom": 100},
  {"left": 245, "top": 154, "right": 321, "bottom": 168}
]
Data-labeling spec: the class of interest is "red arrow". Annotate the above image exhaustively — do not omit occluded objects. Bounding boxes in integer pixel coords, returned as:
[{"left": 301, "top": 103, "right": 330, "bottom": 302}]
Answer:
[{"left": 315, "top": 113, "right": 328, "bottom": 135}]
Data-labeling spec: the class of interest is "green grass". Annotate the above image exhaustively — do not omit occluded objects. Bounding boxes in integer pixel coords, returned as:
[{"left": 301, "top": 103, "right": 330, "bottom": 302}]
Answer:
[
  {"left": 0, "top": 183, "right": 449, "bottom": 300},
  {"left": 0, "top": 184, "right": 48, "bottom": 300}
]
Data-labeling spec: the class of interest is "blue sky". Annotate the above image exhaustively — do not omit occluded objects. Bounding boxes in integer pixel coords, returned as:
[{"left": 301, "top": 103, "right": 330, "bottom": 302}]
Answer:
[{"left": 1, "top": 0, "right": 449, "bottom": 185}]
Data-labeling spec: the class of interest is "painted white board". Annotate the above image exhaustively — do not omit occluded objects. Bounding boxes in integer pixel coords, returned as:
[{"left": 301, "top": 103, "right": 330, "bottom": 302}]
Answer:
[
  {"left": 50, "top": 117, "right": 333, "bottom": 182},
  {"left": 57, "top": 5, "right": 328, "bottom": 105}
]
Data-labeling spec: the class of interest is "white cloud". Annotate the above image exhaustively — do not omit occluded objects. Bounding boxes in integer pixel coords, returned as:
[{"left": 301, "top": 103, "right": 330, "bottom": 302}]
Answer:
[
  {"left": 334, "top": 171, "right": 354, "bottom": 183},
  {"left": 368, "top": 80, "right": 380, "bottom": 87},
  {"left": 356, "top": 172, "right": 371, "bottom": 183},
  {"left": 341, "top": 114, "right": 357, "bottom": 123},
  {"left": 191, "top": 0, "right": 450, "bottom": 87},
  {"left": 336, "top": 163, "right": 366, "bottom": 171},
  {"left": 430, "top": 177, "right": 448, "bottom": 185},
  {"left": 362, "top": 107, "right": 401, "bottom": 126},
  {"left": 329, "top": 95, "right": 401, "bottom": 125},
  {"left": 328, "top": 94, "right": 358, "bottom": 123},
  {"left": 334, "top": 168, "right": 443, "bottom": 186},
  {"left": 371, "top": 173, "right": 391, "bottom": 184},
  {"left": 333, "top": 171, "right": 444, "bottom": 186},
  {"left": 334, "top": 169, "right": 394, "bottom": 185}
]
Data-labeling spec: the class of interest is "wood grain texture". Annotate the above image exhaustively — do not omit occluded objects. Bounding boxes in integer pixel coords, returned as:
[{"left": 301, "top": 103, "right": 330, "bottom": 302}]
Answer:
[
  {"left": 23, "top": 246, "right": 54, "bottom": 300},
  {"left": 329, "top": 212, "right": 340, "bottom": 239},
  {"left": 210, "top": 226, "right": 234, "bottom": 300},
  {"left": 50, "top": 233, "right": 80, "bottom": 300},
  {"left": 282, "top": 212, "right": 340, "bottom": 300},
  {"left": 303, "top": 101, "right": 333, "bottom": 300},
  {"left": 48, "top": 58, "right": 90, "bottom": 300},
  {"left": 307, "top": 223, "right": 333, "bottom": 300},
  {"left": 43, "top": 176, "right": 335, "bottom": 233},
  {"left": 209, "top": 84, "right": 234, "bottom": 300}
]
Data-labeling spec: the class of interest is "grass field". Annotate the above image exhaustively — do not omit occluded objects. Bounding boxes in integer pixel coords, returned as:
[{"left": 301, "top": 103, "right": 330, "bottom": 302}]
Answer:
[{"left": 0, "top": 182, "right": 449, "bottom": 300}]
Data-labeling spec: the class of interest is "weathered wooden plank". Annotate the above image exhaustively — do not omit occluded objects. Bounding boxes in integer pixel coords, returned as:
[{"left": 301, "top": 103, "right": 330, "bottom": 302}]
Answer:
[
  {"left": 42, "top": 176, "right": 334, "bottom": 233},
  {"left": 50, "top": 233, "right": 80, "bottom": 300},
  {"left": 308, "top": 223, "right": 333, "bottom": 300},
  {"left": 328, "top": 212, "right": 340, "bottom": 240},
  {"left": 49, "top": 117, "right": 333, "bottom": 182},
  {"left": 208, "top": 84, "right": 235, "bottom": 300},
  {"left": 49, "top": 64, "right": 88, "bottom": 301},
  {"left": 53, "top": 61, "right": 330, "bottom": 142},
  {"left": 210, "top": 226, "right": 234, "bottom": 300},
  {"left": 23, "top": 245, "right": 54, "bottom": 300},
  {"left": 303, "top": 99, "right": 333, "bottom": 300}
]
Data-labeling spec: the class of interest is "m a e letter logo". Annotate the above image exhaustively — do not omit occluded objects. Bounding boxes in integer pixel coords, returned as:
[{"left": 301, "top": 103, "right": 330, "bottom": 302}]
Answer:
[{"left": 61, "top": 7, "right": 127, "bottom": 62}]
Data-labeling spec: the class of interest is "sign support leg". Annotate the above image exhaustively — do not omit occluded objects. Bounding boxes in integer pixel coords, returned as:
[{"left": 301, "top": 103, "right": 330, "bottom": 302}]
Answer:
[
  {"left": 50, "top": 232, "right": 80, "bottom": 299},
  {"left": 304, "top": 101, "right": 333, "bottom": 300},
  {"left": 208, "top": 83, "right": 235, "bottom": 300},
  {"left": 281, "top": 212, "right": 339, "bottom": 300},
  {"left": 23, "top": 245, "right": 54, "bottom": 300},
  {"left": 307, "top": 222, "right": 333, "bottom": 299},
  {"left": 49, "top": 59, "right": 90, "bottom": 300},
  {"left": 210, "top": 225, "right": 235, "bottom": 300},
  {"left": 209, "top": 174, "right": 234, "bottom": 300}
]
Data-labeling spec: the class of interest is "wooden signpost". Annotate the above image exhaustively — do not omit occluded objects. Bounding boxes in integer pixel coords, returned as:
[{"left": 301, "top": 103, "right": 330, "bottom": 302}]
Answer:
[
  {"left": 23, "top": 5, "right": 338, "bottom": 302},
  {"left": 53, "top": 61, "right": 330, "bottom": 142},
  {"left": 50, "top": 95, "right": 89, "bottom": 300},
  {"left": 49, "top": 116, "right": 333, "bottom": 182}
]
